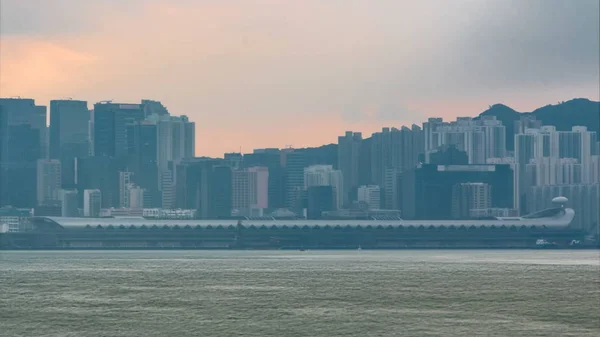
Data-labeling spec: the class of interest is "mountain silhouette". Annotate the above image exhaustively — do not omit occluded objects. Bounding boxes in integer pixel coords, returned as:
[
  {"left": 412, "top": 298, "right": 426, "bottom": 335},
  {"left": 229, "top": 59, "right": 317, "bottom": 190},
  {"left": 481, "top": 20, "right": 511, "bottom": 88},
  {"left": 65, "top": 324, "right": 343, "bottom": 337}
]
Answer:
[
  {"left": 477, "top": 98, "right": 599, "bottom": 150},
  {"left": 300, "top": 98, "right": 599, "bottom": 157}
]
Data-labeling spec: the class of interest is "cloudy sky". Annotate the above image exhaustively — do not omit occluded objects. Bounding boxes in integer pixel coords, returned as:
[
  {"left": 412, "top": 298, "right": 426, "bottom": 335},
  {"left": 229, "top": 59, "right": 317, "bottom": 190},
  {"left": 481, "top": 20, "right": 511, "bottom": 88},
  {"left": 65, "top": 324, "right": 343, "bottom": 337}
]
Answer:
[{"left": 1, "top": 0, "right": 598, "bottom": 156}]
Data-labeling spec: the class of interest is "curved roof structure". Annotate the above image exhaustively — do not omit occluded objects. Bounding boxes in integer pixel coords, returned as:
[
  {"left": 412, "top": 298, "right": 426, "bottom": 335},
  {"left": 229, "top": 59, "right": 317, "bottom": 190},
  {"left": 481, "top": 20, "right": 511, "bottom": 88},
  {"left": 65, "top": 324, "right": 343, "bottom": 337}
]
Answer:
[{"left": 34, "top": 207, "right": 575, "bottom": 230}]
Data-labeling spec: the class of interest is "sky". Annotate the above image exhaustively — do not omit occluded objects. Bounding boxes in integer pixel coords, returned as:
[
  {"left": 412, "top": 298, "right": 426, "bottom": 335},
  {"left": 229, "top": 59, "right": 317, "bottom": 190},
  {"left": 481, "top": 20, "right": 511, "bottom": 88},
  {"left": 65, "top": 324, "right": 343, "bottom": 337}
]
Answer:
[{"left": 1, "top": 0, "right": 598, "bottom": 156}]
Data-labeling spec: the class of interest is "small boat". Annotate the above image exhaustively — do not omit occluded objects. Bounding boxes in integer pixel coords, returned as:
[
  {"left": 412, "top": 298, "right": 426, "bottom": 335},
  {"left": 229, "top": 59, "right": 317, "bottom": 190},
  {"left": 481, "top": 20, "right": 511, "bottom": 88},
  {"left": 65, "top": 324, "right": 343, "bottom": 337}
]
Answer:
[{"left": 357, "top": 245, "right": 362, "bottom": 251}]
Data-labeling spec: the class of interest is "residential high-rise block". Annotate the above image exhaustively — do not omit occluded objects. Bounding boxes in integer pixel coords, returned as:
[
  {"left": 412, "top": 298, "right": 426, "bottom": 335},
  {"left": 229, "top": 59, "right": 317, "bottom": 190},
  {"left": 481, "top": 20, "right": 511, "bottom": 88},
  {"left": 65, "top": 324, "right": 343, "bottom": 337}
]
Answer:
[
  {"left": 37, "top": 159, "right": 62, "bottom": 206},
  {"left": 232, "top": 166, "right": 269, "bottom": 216}
]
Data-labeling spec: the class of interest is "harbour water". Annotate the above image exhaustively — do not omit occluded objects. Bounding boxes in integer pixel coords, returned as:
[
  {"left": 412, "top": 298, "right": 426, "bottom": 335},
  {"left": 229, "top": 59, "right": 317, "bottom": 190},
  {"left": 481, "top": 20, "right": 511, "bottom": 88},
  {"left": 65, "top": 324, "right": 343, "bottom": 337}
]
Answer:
[{"left": 1, "top": 250, "right": 599, "bottom": 337}]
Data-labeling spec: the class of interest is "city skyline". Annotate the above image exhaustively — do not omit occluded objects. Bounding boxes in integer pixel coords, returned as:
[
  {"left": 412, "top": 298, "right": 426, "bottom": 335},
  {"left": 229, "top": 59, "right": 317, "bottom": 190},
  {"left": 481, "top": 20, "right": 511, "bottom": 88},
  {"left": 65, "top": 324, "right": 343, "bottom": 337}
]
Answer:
[{"left": 2, "top": 0, "right": 599, "bottom": 156}]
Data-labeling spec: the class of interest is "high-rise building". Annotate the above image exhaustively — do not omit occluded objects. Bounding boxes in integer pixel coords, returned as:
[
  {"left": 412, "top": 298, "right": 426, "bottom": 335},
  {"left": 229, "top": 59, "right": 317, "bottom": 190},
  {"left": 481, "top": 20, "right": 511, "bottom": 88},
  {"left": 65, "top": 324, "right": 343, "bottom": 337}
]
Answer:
[
  {"left": 357, "top": 185, "right": 381, "bottom": 210},
  {"left": 0, "top": 98, "right": 46, "bottom": 208},
  {"left": 451, "top": 182, "right": 492, "bottom": 219},
  {"left": 175, "top": 158, "right": 231, "bottom": 218},
  {"left": 243, "top": 148, "right": 285, "bottom": 210},
  {"left": 307, "top": 185, "right": 335, "bottom": 219},
  {"left": 83, "top": 189, "right": 102, "bottom": 217},
  {"left": 425, "top": 116, "right": 505, "bottom": 164},
  {"left": 209, "top": 165, "right": 233, "bottom": 218},
  {"left": 59, "top": 189, "right": 79, "bottom": 217},
  {"left": 93, "top": 102, "right": 144, "bottom": 158},
  {"left": 128, "top": 186, "right": 146, "bottom": 209},
  {"left": 126, "top": 121, "right": 159, "bottom": 206},
  {"left": 232, "top": 166, "right": 269, "bottom": 216},
  {"left": 284, "top": 151, "right": 306, "bottom": 209},
  {"left": 383, "top": 168, "right": 401, "bottom": 210},
  {"left": 369, "top": 126, "right": 424, "bottom": 188},
  {"left": 77, "top": 156, "right": 122, "bottom": 209},
  {"left": 303, "top": 165, "right": 343, "bottom": 209},
  {"left": 119, "top": 171, "right": 134, "bottom": 208},
  {"left": 49, "top": 100, "right": 90, "bottom": 187},
  {"left": 160, "top": 168, "right": 175, "bottom": 209},
  {"left": 37, "top": 159, "right": 62, "bottom": 206},
  {"left": 400, "top": 164, "right": 513, "bottom": 220},
  {"left": 337, "top": 131, "right": 362, "bottom": 204}
]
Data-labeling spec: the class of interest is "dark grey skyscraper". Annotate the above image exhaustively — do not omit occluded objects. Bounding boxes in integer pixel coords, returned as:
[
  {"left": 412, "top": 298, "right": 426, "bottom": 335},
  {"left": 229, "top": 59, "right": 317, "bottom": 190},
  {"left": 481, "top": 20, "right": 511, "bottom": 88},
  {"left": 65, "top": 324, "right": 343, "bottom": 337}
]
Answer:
[
  {"left": 127, "top": 121, "right": 160, "bottom": 206},
  {"left": 93, "top": 102, "right": 144, "bottom": 158},
  {"left": 49, "top": 99, "right": 90, "bottom": 187},
  {"left": 0, "top": 98, "right": 46, "bottom": 207},
  {"left": 337, "top": 131, "right": 361, "bottom": 204},
  {"left": 284, "top": 150, "right": 306, "bottom": 209}
]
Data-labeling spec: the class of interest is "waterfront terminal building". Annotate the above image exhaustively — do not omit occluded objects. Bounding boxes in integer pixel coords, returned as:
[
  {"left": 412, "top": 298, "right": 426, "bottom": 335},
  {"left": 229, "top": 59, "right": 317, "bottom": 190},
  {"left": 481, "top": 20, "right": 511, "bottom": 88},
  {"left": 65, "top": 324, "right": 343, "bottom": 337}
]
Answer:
[{"left": 1, "top": 197, "right": 586, "bottom": 249}]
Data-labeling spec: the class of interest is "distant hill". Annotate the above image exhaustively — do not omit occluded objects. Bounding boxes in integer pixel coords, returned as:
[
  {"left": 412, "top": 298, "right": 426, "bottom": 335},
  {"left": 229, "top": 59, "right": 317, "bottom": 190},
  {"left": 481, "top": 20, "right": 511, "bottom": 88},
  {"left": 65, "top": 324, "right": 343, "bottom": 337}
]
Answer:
[{"left": 477, "top": 98, "right": 599, "bottom": 150}]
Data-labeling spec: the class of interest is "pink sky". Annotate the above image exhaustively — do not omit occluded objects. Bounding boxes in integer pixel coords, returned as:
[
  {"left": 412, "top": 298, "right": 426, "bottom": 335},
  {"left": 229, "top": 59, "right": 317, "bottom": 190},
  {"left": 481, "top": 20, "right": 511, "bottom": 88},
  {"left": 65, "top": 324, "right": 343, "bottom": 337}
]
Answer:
[{"left": 1, "top": 0, "right": 598, "bottom": 157}]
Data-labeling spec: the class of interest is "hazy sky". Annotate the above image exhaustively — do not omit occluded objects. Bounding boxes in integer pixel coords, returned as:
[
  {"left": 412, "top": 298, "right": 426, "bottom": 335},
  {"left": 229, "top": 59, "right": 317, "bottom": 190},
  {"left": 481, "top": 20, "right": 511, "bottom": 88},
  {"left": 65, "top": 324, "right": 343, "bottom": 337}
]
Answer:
[{"left": 1, "top": 0, "right": 598, "bottom": 156}]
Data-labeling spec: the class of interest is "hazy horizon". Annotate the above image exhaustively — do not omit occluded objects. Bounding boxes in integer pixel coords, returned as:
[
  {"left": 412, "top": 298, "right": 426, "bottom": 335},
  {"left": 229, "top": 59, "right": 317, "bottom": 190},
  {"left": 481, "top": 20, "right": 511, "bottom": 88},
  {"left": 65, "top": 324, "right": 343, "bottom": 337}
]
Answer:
[{"left": 1, "top": 0, "right": 599, "bottom": 156}]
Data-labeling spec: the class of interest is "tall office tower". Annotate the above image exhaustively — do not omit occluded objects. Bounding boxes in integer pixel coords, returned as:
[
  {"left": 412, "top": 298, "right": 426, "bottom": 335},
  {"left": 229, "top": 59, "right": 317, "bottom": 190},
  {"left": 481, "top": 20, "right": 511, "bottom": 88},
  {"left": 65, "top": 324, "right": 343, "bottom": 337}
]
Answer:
[
  {"left": 307, "top": 186, "right": 335, "bottom": 220},
  {"left": 147, "top": 114, "right": 195, "bottom": 183},
  {"left": 451, "top": 182, "right": 492, "bottom": 219},
  {"left": 59, "top": 189, "right": 79, "bottom": 217},
  {"left": 37, "top": 159, "right": 62, "bottom": 206},
  {"left": 400, "top": 164, "right": 513, "bottom": 220},
  {"left": 304, "top": 165, "right": 343, "bottom": 209},
  {"left": 126, "top": 121, "right": 159, "bottom": 206},
  {"left": 77, "top": 156, "right": 122, "bottom": 209},
  {"left": 174, "top": 158, "right": 230, "bottom": 218},
  {"left": 49, "top": 100, "right": 90, "bottom": 187},
  {"left": 93, "top": 102, "right": 144, "bottom": 158},
  {"left": 0, "top": 98, "right": 46, "bottom": 207},
  {"left": 141, "top": 99, "right": 169, "bottom": 117},
  {"left": 119, "top": 171, "right": 134, "bottom": 208},
  {"left": 232, "top": 166, "right": 269, "bottom": 216},
  {"left": 337, "top": 131, "right": 362, "bottom": 204},
  {"left": 83, "top": 189, "right": 102, "bottom": 217},
  {"left": 284, "top": 151, "right": 306, "bottom": 209},
  {"left": 357, "top": 185, "right": 381, "bottom": 210},
  {"left": 209, "top": 165, "right": 233, "bottom": 218}
]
